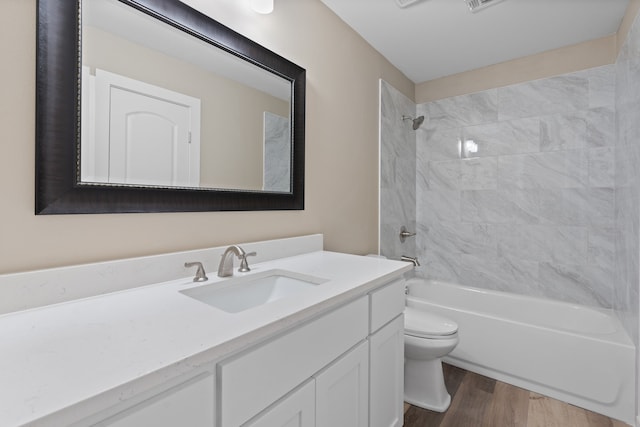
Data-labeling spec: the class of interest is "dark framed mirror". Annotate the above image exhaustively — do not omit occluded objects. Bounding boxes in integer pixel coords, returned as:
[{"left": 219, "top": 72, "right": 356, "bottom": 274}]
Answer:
[{"left": 36, "top": 0, "right": 305, "bottom": 214}]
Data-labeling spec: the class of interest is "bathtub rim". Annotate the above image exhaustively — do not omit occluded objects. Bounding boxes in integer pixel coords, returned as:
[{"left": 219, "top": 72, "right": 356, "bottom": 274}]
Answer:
[{"left": 405, "top": 278, "right": 632, "bottom": 344}]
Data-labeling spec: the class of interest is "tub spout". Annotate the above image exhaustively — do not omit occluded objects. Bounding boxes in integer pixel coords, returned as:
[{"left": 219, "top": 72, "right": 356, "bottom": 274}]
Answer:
[{"left": 401, "top": 255, "right": 420, "bottom": 267}]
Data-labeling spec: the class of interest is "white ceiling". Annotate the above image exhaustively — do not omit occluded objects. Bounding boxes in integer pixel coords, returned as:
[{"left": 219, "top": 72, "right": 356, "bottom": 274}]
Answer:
[{"left": 319, "top": 0, "right": 630, "bottom": 84}]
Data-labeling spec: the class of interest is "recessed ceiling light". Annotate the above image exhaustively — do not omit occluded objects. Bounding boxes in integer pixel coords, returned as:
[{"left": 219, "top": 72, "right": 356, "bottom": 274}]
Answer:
[
  {"left": 251, "top": 0, "right": 274, "bottom": 14},
  {"left": 464, "top": 0, "right": 507, "bottom": 13},
  {"left": 395, "top": 0, "right": 423, "bottom": 8}
]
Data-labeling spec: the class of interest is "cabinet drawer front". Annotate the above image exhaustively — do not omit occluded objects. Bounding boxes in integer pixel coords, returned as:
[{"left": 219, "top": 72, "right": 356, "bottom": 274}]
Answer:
[
  {"left": 370, "top": 279, "right": 405, "bottom": 333},
  {"left": 96, "top": 374, "right": 214, "bottom": 427},
  {"left": 218, "top": 296, "right": 368, "bottom": 427}
]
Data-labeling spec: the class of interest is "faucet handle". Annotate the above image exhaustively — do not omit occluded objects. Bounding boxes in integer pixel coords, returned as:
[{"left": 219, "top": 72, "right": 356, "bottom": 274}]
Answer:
[
  {"left": 184, "top": 261, "right": 209, "bottom": 282},
  {"left": 238, "top": 252, "right": 257, "bottom": 273}
]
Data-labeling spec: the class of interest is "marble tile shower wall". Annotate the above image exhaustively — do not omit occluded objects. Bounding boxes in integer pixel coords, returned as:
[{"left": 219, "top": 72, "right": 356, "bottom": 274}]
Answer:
[
  {"left": 263, "top": 112, "right": 291, "bottom": 192},
  {"left": 380, "top": 80, "right": 416, "bottom": 258},
  {"left": 615, "top": 11, "right": 640, "bottom": 342},
  {"left": 414, "top": 66, "right": 617, "bottom": 308}
]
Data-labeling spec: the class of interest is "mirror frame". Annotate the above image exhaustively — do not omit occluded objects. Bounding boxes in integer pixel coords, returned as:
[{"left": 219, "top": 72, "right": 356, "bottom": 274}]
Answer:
[{"left": 36, "top": 0, "right": 305, "bottom": 214}]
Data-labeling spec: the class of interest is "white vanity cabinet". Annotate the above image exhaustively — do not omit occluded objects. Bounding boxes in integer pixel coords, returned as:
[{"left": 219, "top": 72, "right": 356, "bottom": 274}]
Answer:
[
  {"left": 244, "top": 340, "right": 369, "bottom": 427},
  {"left": 218, "top": 277, "right": 406, "bottom": 427},
  {"left": 69, "top": 278, "right": 405, "bottom": 427},
  {"left": 246, "top": 341, "right": 369, "bottom": 427},
  {"left": 2, "top": 242, "right": 415, "bottom": 427},
  {"left": 218, "top": 296, "right": 369, "bottom": 426}
]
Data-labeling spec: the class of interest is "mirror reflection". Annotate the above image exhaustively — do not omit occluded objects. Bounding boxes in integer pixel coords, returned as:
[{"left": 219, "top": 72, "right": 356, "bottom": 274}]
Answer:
[{"left": 80, "top": 0, "right": 292, "bottom": 192}]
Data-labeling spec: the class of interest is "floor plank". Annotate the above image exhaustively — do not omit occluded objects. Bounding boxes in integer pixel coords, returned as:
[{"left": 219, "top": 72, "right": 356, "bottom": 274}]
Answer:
[
  {"left": 481, "top": 381, "right": 529, "bottom": 427},
  {"left": 441, "top": 363, "right": 467, "bottom": 396},
  {"left": 585, "top": 409, "right": 620, "bottom": 427},
  {"left": 439, "top": 371, "right": 495, "bottom": 427},
  {"left": 527, "top": 392, "right": 590, "bottom": 427},
  {"left": 403, "top": 364, "right": 628, "bottom": 427}
]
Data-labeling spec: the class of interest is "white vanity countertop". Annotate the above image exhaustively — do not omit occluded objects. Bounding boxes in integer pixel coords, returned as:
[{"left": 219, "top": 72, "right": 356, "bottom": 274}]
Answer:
[{"left": 0, "top": 251, "right": 411, "bottom": 426}]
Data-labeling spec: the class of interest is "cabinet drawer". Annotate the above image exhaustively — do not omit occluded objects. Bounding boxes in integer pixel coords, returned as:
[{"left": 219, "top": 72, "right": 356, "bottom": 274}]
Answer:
[
  {"left": 370, "top": 279, "right": 405, "bottom": 333},
  {"left": 95, "top": 373, "right": 214, "bottom": 427},
  {"left": 218, "top": 296, "right": 368, "bottom": 427}
]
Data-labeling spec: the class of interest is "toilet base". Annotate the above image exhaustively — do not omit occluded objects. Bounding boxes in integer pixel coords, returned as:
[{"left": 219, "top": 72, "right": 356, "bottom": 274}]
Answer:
[
  {"left": 404, "top": 358, "right": 452, "bottom": 412},
  {"left": 404, "top": 394, "right": 451, "bottom": 413}
]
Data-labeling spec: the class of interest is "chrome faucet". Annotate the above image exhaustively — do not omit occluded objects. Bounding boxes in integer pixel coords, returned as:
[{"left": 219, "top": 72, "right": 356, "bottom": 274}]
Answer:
[
  {"left": 217, "top": 245, "right": 257, "bottom": 277},
  {"left": 401, "top": 255, "right": 420, "bottom": 267}
]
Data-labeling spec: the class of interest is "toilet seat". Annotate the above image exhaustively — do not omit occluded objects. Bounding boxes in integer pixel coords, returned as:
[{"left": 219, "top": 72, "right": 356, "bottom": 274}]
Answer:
[{"left": 404, "top": 307, "right": 458, "bottom": 339}]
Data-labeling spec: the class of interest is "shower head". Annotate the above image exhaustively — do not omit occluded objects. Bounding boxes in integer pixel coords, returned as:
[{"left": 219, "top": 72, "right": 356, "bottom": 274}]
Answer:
[{"left": 402, "top": 115, "right": 425, "bottom": 130}]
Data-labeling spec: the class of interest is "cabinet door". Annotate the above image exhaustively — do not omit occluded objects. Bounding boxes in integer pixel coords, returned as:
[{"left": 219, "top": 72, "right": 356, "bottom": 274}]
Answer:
[
  {"left": 96, "top": 374, "right": 214, "bottom": 427},
  {"left": 315, "top": 341, "right": 369, "bottom": 427},
  {"left": 370, "top": 315, "right": 404, "bottom": 427},
  {"left": 245, "top": 380, "right": 315, "bottom": 427}
]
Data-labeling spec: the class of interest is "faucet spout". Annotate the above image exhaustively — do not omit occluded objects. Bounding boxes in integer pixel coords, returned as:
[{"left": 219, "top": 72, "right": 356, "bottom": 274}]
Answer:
[
  {"left": 217, "top": 245, "right": 246, "bottom": 277},
  {"left": 401, "top": 255, "right": 420, "bottom": 267}
]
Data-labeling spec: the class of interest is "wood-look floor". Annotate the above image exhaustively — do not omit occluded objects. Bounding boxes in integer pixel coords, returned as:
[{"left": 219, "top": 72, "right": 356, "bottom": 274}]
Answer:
[{"left": 403, "top": 364, "right": 629, "bottom": 427}]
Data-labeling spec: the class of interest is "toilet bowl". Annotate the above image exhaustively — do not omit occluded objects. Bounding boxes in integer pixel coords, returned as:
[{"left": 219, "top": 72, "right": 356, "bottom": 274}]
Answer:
[{"left": 404, "top": 306, "right": 459, "bottom": 412}]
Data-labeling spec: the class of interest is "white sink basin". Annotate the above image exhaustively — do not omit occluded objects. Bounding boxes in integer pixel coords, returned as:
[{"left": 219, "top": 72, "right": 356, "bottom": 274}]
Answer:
[{"left": 180, "top": 269, "right": 328, "bottom": 313}]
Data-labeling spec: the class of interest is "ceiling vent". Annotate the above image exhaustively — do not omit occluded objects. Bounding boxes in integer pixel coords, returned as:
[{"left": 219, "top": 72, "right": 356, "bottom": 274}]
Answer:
[
  {"left": 395, "top": 0, "right": 422, "bottom": 8},
  {"left": 464, "top": 0, "right": 507, "bottom": 12}
]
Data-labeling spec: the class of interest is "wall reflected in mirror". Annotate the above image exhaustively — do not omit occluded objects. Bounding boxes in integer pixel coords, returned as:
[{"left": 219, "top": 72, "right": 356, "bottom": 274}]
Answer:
[{"left": 80, "top": 0, "right": 292, "bottom": 192}]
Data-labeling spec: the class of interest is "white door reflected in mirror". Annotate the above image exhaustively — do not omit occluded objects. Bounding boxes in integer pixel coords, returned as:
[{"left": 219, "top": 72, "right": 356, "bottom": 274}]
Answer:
[{"left": 82, "top": 69, "right": 201, "bottom": 187}]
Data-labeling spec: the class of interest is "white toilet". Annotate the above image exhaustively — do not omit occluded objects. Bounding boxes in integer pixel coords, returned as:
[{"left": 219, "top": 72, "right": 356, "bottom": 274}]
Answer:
[{"left": 404, "top": 306, "right": 459, "bottom": 412}]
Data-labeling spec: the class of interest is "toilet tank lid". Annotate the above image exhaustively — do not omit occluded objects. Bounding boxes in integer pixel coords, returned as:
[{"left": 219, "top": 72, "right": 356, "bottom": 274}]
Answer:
[{"left": 404, "top": 307, "right": 458, "bottom": 338}]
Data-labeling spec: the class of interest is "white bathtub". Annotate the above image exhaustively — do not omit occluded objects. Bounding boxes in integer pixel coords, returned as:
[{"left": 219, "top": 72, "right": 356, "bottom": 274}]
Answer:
[{"left": 405, "top": 278, "right": 636, "bottom": 425}]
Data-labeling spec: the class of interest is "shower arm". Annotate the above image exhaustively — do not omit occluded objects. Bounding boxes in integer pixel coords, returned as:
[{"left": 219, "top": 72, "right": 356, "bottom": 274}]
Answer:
[{"left": 402, "top": 115, "right": 425, "bottom": 130}]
